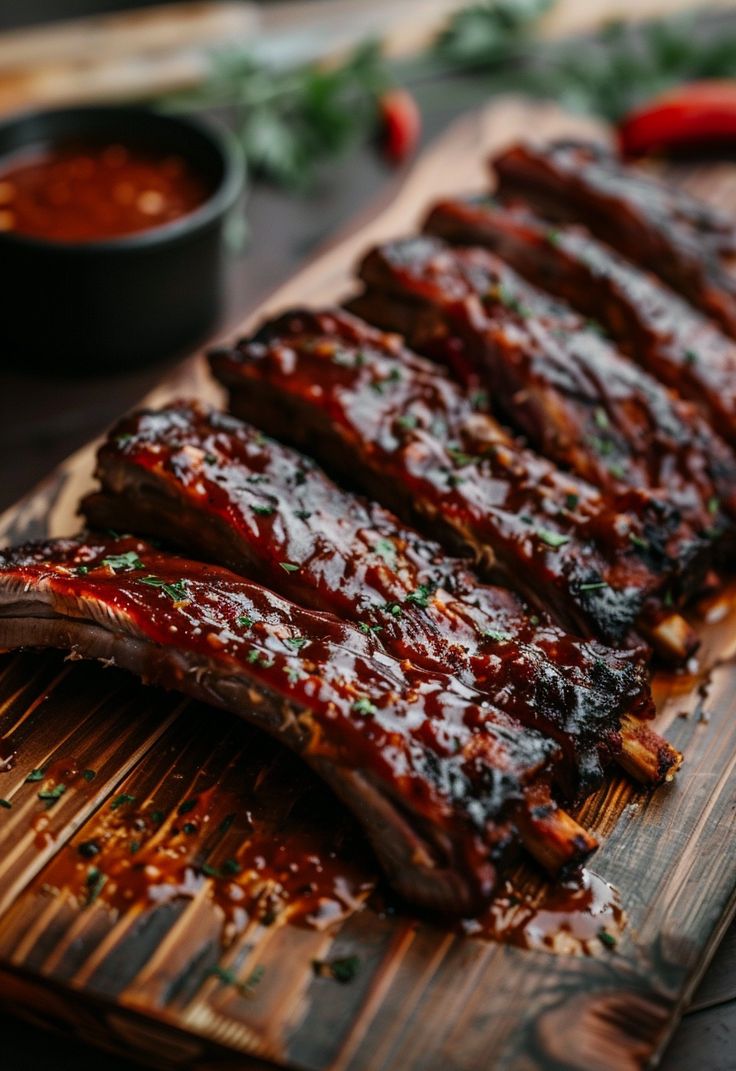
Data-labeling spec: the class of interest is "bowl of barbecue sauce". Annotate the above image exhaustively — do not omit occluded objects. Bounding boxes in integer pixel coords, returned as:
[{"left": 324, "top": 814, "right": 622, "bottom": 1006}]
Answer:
[{"left": 0, "top": 105, "right": 243, "bottom": 372}]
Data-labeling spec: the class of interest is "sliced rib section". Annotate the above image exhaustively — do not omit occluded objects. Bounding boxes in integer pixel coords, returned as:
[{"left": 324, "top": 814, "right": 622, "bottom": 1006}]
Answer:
[
  {"left": 209, "top": 308, "right": 694, "bottom": 655},
  {"left": 351, "top": 235, "right": 736, "bottom": 567},
  {"left": 426, "top": 194, "right": 736, "bottom": 448},
  {"left": 0, "top": 534, "right": 574, "bottom": 914},
  {"left": 83, "top": 400, "right": 667, "bottom": 797},
  {"left": 493, "top": 140, "right": 736, "bottom": 340}
]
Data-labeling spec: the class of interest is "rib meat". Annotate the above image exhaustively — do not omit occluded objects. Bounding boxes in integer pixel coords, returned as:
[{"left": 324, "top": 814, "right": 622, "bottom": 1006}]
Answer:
[
  {"left": 208, "top": 308, "right": 694, "bottom": 652},
  {"left": 426, "top": 193, "right": 736, "bottom": 449},
  {"left": 0, "top": 534, "right": 569, "bottom": 914},
  {"left": 493, "top": 140, "right": 736, "bottom": 339},
  {"left": 83, "top": 401, "right": 667, "bottom": 797},
  {"left": 352, "top": 234, "right": 736, "bottom": 561}
]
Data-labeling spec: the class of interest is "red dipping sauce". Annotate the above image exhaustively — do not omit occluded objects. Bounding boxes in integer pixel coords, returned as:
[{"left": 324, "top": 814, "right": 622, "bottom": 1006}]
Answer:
[{"left": 0, "top": 141, "right": 210, "bottom": 243}]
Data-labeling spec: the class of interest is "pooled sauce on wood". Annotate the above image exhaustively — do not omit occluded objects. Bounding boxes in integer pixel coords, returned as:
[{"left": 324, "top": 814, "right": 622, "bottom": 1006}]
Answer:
[{"left": 0, "top": 141, "right": 210, "bottom": 242}]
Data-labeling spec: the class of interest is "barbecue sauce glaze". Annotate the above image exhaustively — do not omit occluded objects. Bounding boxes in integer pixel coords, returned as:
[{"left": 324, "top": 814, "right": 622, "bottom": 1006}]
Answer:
[{"left": 0, "top": 141, "right": 209, "bottom": 242}]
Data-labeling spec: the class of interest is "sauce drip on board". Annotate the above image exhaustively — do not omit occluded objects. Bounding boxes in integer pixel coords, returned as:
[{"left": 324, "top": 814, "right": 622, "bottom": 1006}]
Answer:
[{"left": 0, "top": 141, "right": 210, "bottom": 242}]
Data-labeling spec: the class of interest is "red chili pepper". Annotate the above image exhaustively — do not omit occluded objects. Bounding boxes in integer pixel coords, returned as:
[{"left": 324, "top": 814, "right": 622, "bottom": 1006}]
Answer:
[
  {"left": 618, "top": 80, "right": 736, "bottom": 157},
  {"left": 379, "top": 89, "right": 421, "bottom": 164}
]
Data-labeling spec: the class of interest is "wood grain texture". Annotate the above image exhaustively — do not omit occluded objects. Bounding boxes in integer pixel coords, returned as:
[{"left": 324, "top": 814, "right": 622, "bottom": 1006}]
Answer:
[{"left": 0, "top": 99, "right": 735, "bottom": 1071}]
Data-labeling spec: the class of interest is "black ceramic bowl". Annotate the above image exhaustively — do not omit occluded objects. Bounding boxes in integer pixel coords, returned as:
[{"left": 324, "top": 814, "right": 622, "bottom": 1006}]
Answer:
[{"left": 0, "top": 105, "right": 243, "bottom": 373}]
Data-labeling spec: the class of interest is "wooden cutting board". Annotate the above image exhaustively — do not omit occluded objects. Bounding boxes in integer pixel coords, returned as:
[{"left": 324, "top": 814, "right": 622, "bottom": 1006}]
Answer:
[{"left": 0, "top": 99, "right": 735, "bottom": 1071}]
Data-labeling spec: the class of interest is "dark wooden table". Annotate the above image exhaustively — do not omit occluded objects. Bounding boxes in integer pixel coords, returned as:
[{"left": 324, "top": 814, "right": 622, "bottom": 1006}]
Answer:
[{"left": 0, "top": 65, "right": 734, "bottom": 1071}]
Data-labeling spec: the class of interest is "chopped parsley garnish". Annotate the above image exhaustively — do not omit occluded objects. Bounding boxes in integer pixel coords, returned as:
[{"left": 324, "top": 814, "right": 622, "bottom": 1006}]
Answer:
[
  {"left": 284, "top": 636, "right": 309, "bottom": 652},
  {"left": 81, "top": 769, "right": 97, "bottom": 782},
  {"left": 280, "top": 562, "right": 299, "bottom": 573},
  {"left": 405, "top": 584, "right": 434, "bottom": 609},
  {"left": 252, "top": 504, "right": 276, "bottom": 517},
  {"left": 374, "top": 538, "right": 396, "bottom": 565},
  {"left": 493, "top": 284, "right": 529, "bottom": 318},
  {"left": 396, "top": 413, "right": 418, "bottom": 430},
  {"left": 101, "top": 551, "right": 144, "bottom": 573},
  {"left": 546, "top": 228, "right": 562, "bottom": 247},
  {"left": 608, "top": 463, "right": 626, "bottom": 480},
  {"left": 312, "top": 954, "right": 361, "bottom": 984},
  {"left": 684, "top": 349, "right": 698, "bottom": 366},
  {"left": 588, "top": 435, "right": 614, "bottom": 457},
  {"left": 352, "top": 697, "right": 378, "bottom": 717},
  {"left": 183, "top": 822, "right": 197, "bottom": 835},
  {"left": 294, "top": 509, "right": 312, "bottom": 520},
  {"left": 210, "top": 964, "right": 265, "bottom": 995},
  {"left": 708, "top": 496, "right": 720, "bottom": 515},
  {"left": 236, "top": 615, "right": 254, "bottom": 629},
  {"left": 247, "top": 649, "right": 274, "bottom": 668},
  {"left": 447, "top": 445, "right": 476, "bottom": 467},
  {"left": 565, "top": 493, "right": 579, "bottom": 511},
  {"left": 75, "top": 565, "right": 89, "bottom": 576},
  {"left": 359, "top": 622, "right": 383, "bottom": 635},
  {"left": 579, "top": 582, "right": 608, "bottom": 592},
  {"left": 139, "top": 575, "right": 188, "bottom": 602},
  {"left": 110, "top": 793, "right": 136, "bottom": 810},
  {"left": 628, "top": 533, "right": 649, "bottom": 550},
  {"left": 25, "top": 768, "right": 45, "bottom": 783},
  {"left": 597, "top": 928, "right": 617, "bottom": 950},
  {"left": 383, "top": 602, "right": 403, "bottom": 618},
  {"left": 536, "top": 529, "right": 570, "bottom": 549},
  {"left": 593, "top": 407, "right": 609, "bottom": 430},
  {"left": 38, "top": 784, "right": 66, "bottom": 808},
  {"left": 470, "top": 389, "right": 489, "bottom": 410},
  {"left": 483, "top": 629, "right": 512, "bottom": 642},
  {"left": 0, "top": 799, "right": 11, "bottom": 809},
  {"left": 178, "top": 797, "right": 198, "bottom": 815},
  {"left": 85, "top": 866, "right": 107, "bottom": 906},
  {"left": 283, "top": 665, "right": 302, "bottom": 683}
]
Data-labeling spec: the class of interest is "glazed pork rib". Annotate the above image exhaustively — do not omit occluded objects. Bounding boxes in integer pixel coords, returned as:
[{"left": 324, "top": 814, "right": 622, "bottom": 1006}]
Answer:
[
  {"left": 492, "top": 140, "right": 736, "bottom": 340},
  {"left": 0, "top": 534, "right": 573, "bottom": 914},
  {"left": 209, "top": 308, "right": 694, "bottom": 657},
  {"left": 352, "top": 236, "right": 736, "bottom": 561},
  {"left": 83, "top": 401, "right": 671, "bottom": 796},
  {"left": 425, "top": 194, "right": 736, "bottom": 448}
]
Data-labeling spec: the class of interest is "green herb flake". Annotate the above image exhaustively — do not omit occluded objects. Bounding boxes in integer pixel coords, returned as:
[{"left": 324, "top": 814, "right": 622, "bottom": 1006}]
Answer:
[
  {"left": 312, "top": 954, "right": 361, "bottom": 984},
  {"left": 38, "top": 784, "right": 66, "bottom": 808},
  {"left": 565, "top": 493, "right": 579, "bottom": 511},
  {"left": 470, "top": 389, "right": 489, "bottom": 410},
  {"left": 110, "top": 793, "right": 136, "bottom": 811},
  {"left": 101, "top": 551, "right": 144, "bottom": 573},
  {"left": 25, "top": 768, "right": 45, "bottom": 783},
  {"left": 280, "top": 562, "right": 299, "bottom": 573},
  {"left": 359, "top": 622, "right": 383, "bottom": 635},
  {"left": 629, "top": 533, "right": 649, "bottom": 550},
  {"left": 236, "top": 615, "right": 254, "bottom": 630},
  {"left": 579, "top": 581, "right": 608, "bottom": 592},
  {"left": 294, "top": 509, "right": 312, "bottom": 520},
  {"left": 81, "top": 769, "right": 97, "bottom": 782},
  {"left": 352, "top": 697, "right": 378, "bottom": 717},
  {"left": 483, "top": 629, "right": 512, "bottom": 642},
  {"left": 252, "top": 504, "right": 276, "bottom": 517},
  {"left": 405, "top": 584, "right": 434, "bottom": 609},
  {"left": 223, "top": 857, "right": 242, "bottom": 876},
  {"left": 708, "top": 496, "right": 720, "bottom": 515},
  {"left": 75, "top": 565, "right": 90, "bottom": 576},
  {"left": 0, "top": 799, "right": 11, "bottom": 809},
  {"left": 546, "top": 228, "right": 562, "bottom": 247},
  {"left": 130, "top": 840, "right": 141, "bottom": 853},
  {"left": 536, "top": 529, "right": 570, "bottom": 549},
  {"left": 383, "top": 602, "right": 403, "bottom": 618},
  {"left": 374, "top": 538, "right": 396, "bottom": 565},
  {"left": 183, "top": 822, "right": 197, "bottom": 835},
  {"left": 178, "top": 797, "right": 198, "bottom": 815},
  {"left": 284, "top": 636, "right": 309, "bottom": 652},
  {"left": 684, "top": 349, "right": 698, "bottom": 366},
  {"left": 396, "top": 413, "right": 418, "bottom": 430},
  {"left": 597, "top": 928, "right": 617, "bottom": 950},
  {"left": 593, "top": 407, "right": 609, "bottom": 430},
  {"left": 447, "top": 446, "right": 476, "bottom": 467},
  {"left": 139, "top": 575, "right": 189, "bottom": 602},
  {"left": 85, "top": 866, "right": 107, "bottom": 907}
]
